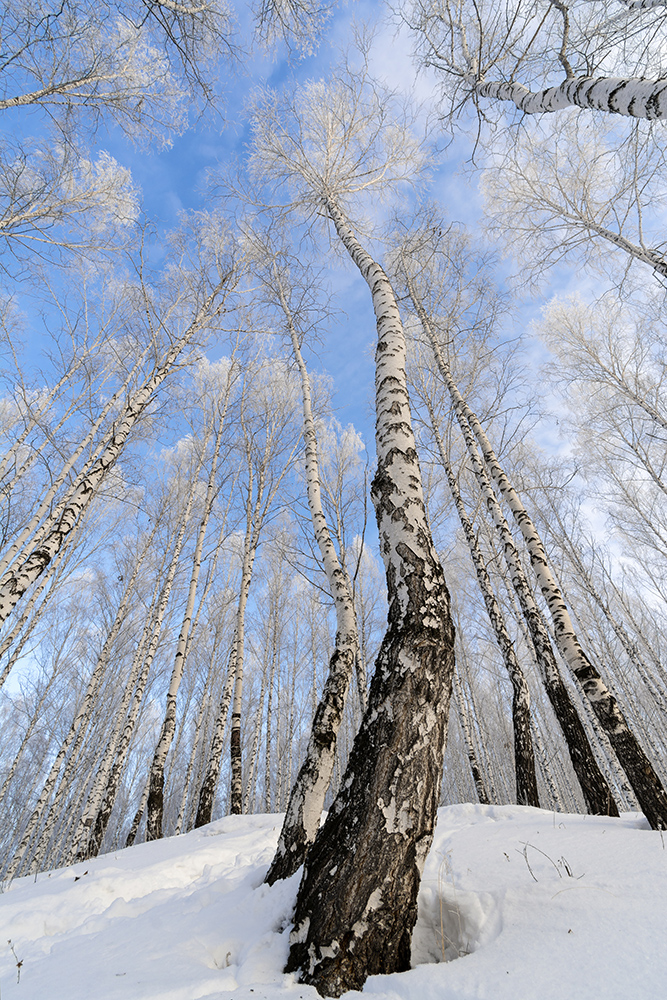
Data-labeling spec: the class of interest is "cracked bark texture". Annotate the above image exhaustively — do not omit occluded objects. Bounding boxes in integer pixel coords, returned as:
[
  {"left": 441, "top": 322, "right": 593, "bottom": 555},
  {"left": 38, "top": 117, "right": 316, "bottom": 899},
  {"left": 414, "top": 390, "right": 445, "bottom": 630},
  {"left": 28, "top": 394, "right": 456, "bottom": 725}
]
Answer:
[{"left": 285, "top": 198, "right": 455, "bottom": 997}]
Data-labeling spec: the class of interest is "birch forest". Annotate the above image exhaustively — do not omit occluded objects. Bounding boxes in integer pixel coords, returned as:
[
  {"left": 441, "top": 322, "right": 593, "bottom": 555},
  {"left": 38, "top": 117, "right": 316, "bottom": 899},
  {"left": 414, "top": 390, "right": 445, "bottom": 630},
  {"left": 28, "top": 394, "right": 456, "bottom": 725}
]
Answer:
[{"left": 1, "top": 0, "right": 667, "bottom": 994}]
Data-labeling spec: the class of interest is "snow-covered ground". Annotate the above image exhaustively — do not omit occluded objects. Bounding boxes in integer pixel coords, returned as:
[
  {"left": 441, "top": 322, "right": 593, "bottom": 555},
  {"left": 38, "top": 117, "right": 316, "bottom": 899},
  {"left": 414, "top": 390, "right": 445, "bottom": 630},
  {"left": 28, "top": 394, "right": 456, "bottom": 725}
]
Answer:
[{"left": 1, "top": 804, "right": 666, "bottom": 1000}]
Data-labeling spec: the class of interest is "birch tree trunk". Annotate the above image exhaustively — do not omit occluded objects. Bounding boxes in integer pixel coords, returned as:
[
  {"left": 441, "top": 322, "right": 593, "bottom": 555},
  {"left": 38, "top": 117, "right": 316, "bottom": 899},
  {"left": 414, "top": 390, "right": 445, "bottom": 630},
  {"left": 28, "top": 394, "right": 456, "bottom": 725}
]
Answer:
[
  {"left": 0, "top": 354, "right": 146, "bottom": 584},
  {"left": 265, "top": 265, "right": 360, "bottom": 883},
  {"left": 83, "top": 495, "right": 195, "bottom": 860},
  {"left": 286, "top": 197, "right": 455, "bottom": 997},
  {"left": 452, "top": 671, "right": 491, "bottom": 805},
  {"left": 193, "top": 642, "right": 236, "bottom": 827},
  {"left": 0, "top": 278, "right": 228, "bottom": 628},
  {"left": 145, "top": 399, "right": 230, "bottom": 840},
  {"left": 424, "top": 396, "right": 539, "bottom": 807},
  {"left": 404, "top": 272, "right": 620, "bottom": 818},
  {"left": 421, "top": 318, "right": 667, "bottom": 828},
  {"left": 476, "top": 76, "right": 667, "bottom": 119},
  {"left": 229, "top": 472, "right": 262, "bottom": 816},
  {"left": 4, "top": 525, "right": 156, "bottom": 869}
]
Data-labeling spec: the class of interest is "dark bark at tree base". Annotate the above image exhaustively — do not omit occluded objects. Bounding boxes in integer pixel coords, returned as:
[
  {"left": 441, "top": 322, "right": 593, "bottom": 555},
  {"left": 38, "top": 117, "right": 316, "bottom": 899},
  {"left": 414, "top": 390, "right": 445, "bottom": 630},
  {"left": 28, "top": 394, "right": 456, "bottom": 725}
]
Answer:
[
  {"left": 145, "top": 771, "right": 164, "bottom": 841},
  {"left": 512, "top": 694, "right": 540, "bottom": 808},
  {"left": 194, "top": 779, "right": 216, "bottom": 829},
  {"left": 285, "top": 575, "right": 455, "bottom": 996},
  {"left": 604, "top": 726, "right": 667, "bottom": 829},
  {"left": 547, "top": 679, "right": 619, "bottom": 817},
  {"left": 230, "top": 716, "right": 242, "bottom": 815}
]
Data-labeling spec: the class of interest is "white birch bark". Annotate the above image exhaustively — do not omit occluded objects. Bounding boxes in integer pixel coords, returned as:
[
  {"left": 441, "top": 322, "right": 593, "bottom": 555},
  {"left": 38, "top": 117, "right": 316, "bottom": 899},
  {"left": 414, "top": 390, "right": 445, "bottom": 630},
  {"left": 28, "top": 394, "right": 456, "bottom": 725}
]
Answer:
[
  {"left": 229, "top": 473, "right": 261, "bottom": 815},
  {"left": 452, "top": 671, "right": 491, "bottom": 805},
  {"left": 193, "top": 642, "right": 236, "bottom": 827},
  {"left": 401, "top": 268, "right": 631, "bottom": 819},
  {"left": 429, "top": 409, "right": 539, "bottom": 808},
  {"left": 0, "top": 353, "right": 146, "bottom": 583},
  {"left": 125, "top": 773, "right": 152, "bottom": 847},
  {"left": 16, "top": 522, "right": 160, "bottom": 868},
  {"left": 60, "top": 509, "right": 189, "bottom": 867},
  {"left": 0, "top": 278, "right": 229, "bottom": 628},
  {"left": 476, "top": 76, "right": 667, "bottom": 118},
  {"left": 287, "top": 197, "right": 455, "bottom": 996},
  {"left": 81, "top": 481, "right": 196, "bottom": 860},
  {"left": 429, "top": 339, "right": 667, "bottom": 827},
  {"left": 0, "top": 534, "right": 75, "bottom": 690},
  {"left": 265, "top": 265, "right": 360, "bottom": 882},
  {"left": 263, "top": 600, "right": 280, "bottom": 813},
  {"left": 145, "top": 400, "right": 229, "bottom": 841}
]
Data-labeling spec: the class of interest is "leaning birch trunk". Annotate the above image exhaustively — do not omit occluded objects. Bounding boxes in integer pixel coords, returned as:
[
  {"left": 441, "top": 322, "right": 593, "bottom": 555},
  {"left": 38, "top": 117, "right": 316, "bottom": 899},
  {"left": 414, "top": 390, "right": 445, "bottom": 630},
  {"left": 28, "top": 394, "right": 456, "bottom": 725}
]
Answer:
[
  {"left": 264, "top": 603, "right": 280, "bottom": 813},
  {"left": 174, "top": 616, "right": 228, "bottom": 834},
  {"left": 452, "top": 670, "right": 491, "bottom": 806},
  {"left": 193, "top": 643, "right": 236, "bottom": 827},
  {"left": 0, "top": 280, "right": 228, "bottom": 628},
  {"left": 265, "top": 272, "right": 360, "bottom": 884},
  {"left": 429, "top": 411, "right": 539, "bottom": 807},
  {"left": 417, "top": 303, "right": 667, "bottom": 829},
  {"left": 0, "top": 654, "right": 61, "bottom": 805},
  {"left": 82, "top": 499, "right": 194, "bottom": 861},
  {"left": 404, "top": 273, "right": 619, "bottom": 818},
  {"left": 286, "top": 197, "right": 455, "bottom": 997},
  {"left": 476, "top": 76, "right": 667, "bottom": 119},
  {"left": 229, "top": 470, "right": 263, "bottom": 815},
  {"left": 0, "top": 532, "right": 76, "bottom": 690},
  {"left": 145, "top": 410, "right": 228, "bottom": 841},
  {"left": 0, "top": 355, "right": 146, "bottom": 583},
  {"left": 63, "top": 513, "right": 189, "bottom": 866},
  {"left": 4, "top": 529, "right": 156, "bottom": 871},
  {"left": 554, "top": 521, "right": 667, "bottom": 719},
  {"left": 126, "top": 774, "right": 151, "bottom": 847}
]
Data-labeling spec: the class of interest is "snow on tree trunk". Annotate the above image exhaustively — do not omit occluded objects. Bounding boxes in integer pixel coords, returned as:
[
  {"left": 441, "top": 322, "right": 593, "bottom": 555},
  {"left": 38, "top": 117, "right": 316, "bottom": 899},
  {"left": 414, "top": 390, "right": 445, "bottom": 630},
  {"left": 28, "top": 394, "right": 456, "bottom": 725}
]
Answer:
[
  {"left": 476, "top": 76, "right": 667, "bottom": 119},
  {"left": 265, "top": 270, "right": 360, "bottom": 883},
  {"left": 285, "top": 197, "right": 455, "bottom": 997}
]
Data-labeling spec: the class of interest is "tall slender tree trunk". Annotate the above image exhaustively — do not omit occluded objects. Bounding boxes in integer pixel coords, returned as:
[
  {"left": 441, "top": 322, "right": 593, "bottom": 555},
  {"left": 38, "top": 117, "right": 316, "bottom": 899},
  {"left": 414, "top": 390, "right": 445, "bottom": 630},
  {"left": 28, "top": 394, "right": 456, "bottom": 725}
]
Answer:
[
  {"left": 286, "top": 197, "right": 455, "bottom": 997},
  {"left": 145, "top": 403, "right": 230, "bottom": 841},
  {"left": 404, "top": 273, "right": 619, "bottom": 819},
  {"left": 265, "top": 267, "right": 360, "bottom": 883},
  {"left": 415, "top": 294, "right": 667, "bottom": 827},
  {"left": 0, "top": 279, "right": 229, "bottom": 628},
  {"left": 452, "top": 671, "right": 491, "bottom": 805},
  {"left": 424, "top": 398, "right": 539, "bottom": 807},
  {"left": 193, "top": 643, "right": 236, "bottom": 827}
]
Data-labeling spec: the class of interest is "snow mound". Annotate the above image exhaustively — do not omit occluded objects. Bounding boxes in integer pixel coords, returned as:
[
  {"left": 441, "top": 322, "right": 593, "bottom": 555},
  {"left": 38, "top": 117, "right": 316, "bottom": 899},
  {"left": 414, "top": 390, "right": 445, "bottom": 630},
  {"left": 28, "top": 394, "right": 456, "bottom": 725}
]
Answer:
[{"left": 1, "top": 805, "right": 666, "bottom": 1000}]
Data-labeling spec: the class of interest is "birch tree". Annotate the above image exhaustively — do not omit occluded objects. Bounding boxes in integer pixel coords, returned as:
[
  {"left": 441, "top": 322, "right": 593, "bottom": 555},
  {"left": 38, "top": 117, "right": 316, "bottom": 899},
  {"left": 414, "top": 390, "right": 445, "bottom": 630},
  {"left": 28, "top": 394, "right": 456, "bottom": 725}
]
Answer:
[
  {"left": 0, "top": 223, "right": 236, "bottom": 629},
  {"left": 241, "top": 226, "right": 363, "bottom": 881},
  {"left": 144, "top": 357, "right": 238, "bottom": 840},
  {"left": 408, "top": 0, "right": 667, "bottom": 120},
  {"left": 249, "top": 65, "right": 456, "bottom": 995},
  {"left": 402, "top": 252, "right": 667, "bottom": 828}
]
